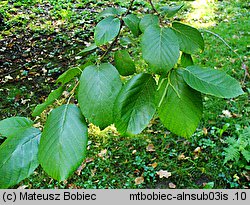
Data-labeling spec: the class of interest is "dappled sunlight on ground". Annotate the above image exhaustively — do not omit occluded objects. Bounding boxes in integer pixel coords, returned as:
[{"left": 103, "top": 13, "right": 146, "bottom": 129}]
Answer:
[{"left": 186, "top": 0, "right": 217, "bottom": 28}]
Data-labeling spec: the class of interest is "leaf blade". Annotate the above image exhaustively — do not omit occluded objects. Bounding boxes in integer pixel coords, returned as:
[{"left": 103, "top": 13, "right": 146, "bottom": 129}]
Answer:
[
  {"left": 161, "top": 4, "right": 184, "bottom": 18},
  {"left": 123, "top": 14, "right": 141, "bottom": 37},
  {"left": 56, "top": 67, "right": 81, "bottom": 85},
  {"left": 172, "top": 22, "right": 204, "bottom": 54},
  {"left": 94, "top": 16, "right": 121, "bottom": 46},
  {"left": 32, "top": 86, "right": 64, "bottom": 117},
  {"left": 183, "top": 65, "right": 244, "bottom": 98},
  {"left": 139, "top": 14, "right": 159, "bottom": 33},
  {"left": 157, "top": 70, "right": 203, "bottom": 137},
  {"left": 0, "top": 127, "right": 41, "bottom": 188},
  {"left": 114, "top": 50, "right": 136, "bottom": 76},
  {"left": 99, "top": 7, "right": 126, "bottom": 18},
  {"left": 76, "top": 44, "right": 97, "bottom": 57},
  {"left": 38, "top": 104, "right": 88, "bottom": 181},
  {"left": 114, "top": 73, "right": 156, "bottom": 135},
  {"left": 141, "top": 26, "right": 180, "bottom": 74},
  {"left": 181, "top": 52, "right": 194, "bottom": 67},
  {"left": 0, "top": 117, "right": 34, "bottom": 138},
  {"left": 78, "top": 63, "right": 122, "bottom": 129}
]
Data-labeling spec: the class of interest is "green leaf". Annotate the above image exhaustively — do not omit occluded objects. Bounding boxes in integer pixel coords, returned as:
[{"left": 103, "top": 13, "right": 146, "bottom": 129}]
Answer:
[
  {"left": 139, "top": 14, "right": 159, "bottom": 33},
  {"left": 141, "top": 25, "right": 180, "bottom": 74},
  {"left": 241, "top": 149, "right": 250, "bottom": 162},
  {"left": 32, "top": 86, "right": 64, "bottom": 117},
  {"left": 240, "top": 127, "right": 250, "bottom": 162},
  {"left": 241, "top": 127, "right": 250, "bottom": 139},
  {"left": 225, "top": 137, "right": 237, "bottom": 146},
  {"left": 161, "top": 4, "right": 184, "bottom": 18},
  {"left": 120, "top": 36, "right": 133, "bottom": 47},
  {"left": 56, "top": 67, "right": 81, "bottom": 85},
  {"left": 114, "top": 50, "right": 136, "bottom": 76},
  {"left": 203, "top": 182, "right": 215, "bottom": 189},
  {"left": 181, "top": 52, "right": 194, "bottom": 67},
  {"left": 38, "top": 104, "right": 88, "bottom": 181},
  {"left": 78, "top": 63, "right": 122, "bottom": 129},
  {"left": 172, "top": 22, "right": 204, "bottom": 54},
  {"left": 76, "top": 44, "right": 97, "bottom": 57},
  {"left": 0, "top": 117, "right": 34, "bottom": 137},
  {"left": 123, "top": 14, "right": 141, "bottom": 37},
  {"left": 94, "top": 16, "right": 121, "bottom": 46},
  {"left": 0, "top": 127, "right": 41, "bottom": 188},
  {"left": 114, "top": 73, "right": 156, "bottom": 135},
  {"left": 157, "top": 70, "right": 203, "bottom": 137},
  {"left": 224, "top": 146, "right": 240, "bottom": 164},
  {"left": 183, "top": 66, "right": 244, "bottom": 98},
  {"left": 99, "top": 7, "right": 126, "bottom": 18}
]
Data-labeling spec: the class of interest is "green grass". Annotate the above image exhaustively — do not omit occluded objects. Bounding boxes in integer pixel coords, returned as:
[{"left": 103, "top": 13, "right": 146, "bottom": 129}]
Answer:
[{"left": 0, "top": 0, "right": 249, "bottom": 189}]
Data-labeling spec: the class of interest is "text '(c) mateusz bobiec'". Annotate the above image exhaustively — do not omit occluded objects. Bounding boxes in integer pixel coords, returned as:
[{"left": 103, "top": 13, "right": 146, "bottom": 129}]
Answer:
[{"left": 19, "top": 191, "right": 97, "bottom": 201}]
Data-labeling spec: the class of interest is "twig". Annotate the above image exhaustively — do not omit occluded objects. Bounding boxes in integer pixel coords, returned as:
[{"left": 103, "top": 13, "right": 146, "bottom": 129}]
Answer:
[
  {"left": 99, "top": 28, "right": 121, "bottom": 62},
  {"left": 125, "top": 0, "right": 135, "bottom": 16},
  {"left": 148, "top": 0, "right": 159, "bottom": 15},
  {"left": 66, "top": 81, "right": 80, "bottom": 105},
  {"left": 0, "top": 68, "right": 20, "bottom": 78},
  {"left": 99, "top": 0, "right": 135, "bottom": 62}
]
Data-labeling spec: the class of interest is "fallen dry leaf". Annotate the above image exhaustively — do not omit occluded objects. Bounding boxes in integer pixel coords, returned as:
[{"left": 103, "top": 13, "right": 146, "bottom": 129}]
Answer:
[
  {"left": 76, "top": 163, "right": 86, "bottom": 176},
  {"left": 17, "top": 185, "right": 29, "bottom": 189},
  {"left": 98, "top": 149, "right": 107, "bottom": 158},
  {"left": 194, "top": 147, "right": 201, "bottom": 159},
  {"left": 151, "top": 162, "right": 158, "bottom": 168},
  {"left": 91, "top": 168, "right": 97, "bottom": 177},
  {"left": 85, "top": 157, "right": 94, "bottom": 163},
  {"left": 156, "top": 170, "right": 171, "bottom": 178},
  {"left": 67, "top": 184, "right": 77, "bottom": 189},
  {"left": 232, "top": 113, "right": 240, "bottom": 118},
  {"left": 169, "top": 182, "right": 176, "bottom": 189},
  {"left": 178, "top": 153, "right": 186, "bottom": 160},
  {"left": 222, "top": 110, "right": 232, "bottom": 118},
  {"left": 146, "top": 144, "right": 155, "bottom": 152},
  {"left": 132, "top": 150, "right": 137, "bottom": 154},
  {"left": 194, "top": 147, "right": 201, "bottom": 153},
  {"left": 134, "top": 169, "right": 140, "bottom": 174},
  {"left": 135, "top": 177, "right": 144, "bottom": 185},
  {"left": 203, "top": 127, "right": 208, "bottom": 135}
]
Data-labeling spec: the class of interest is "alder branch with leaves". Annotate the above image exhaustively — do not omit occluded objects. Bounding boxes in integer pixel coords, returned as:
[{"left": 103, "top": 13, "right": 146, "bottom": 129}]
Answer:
[{"left": 0, "top": 0, "right": 245, "bottom": 188}]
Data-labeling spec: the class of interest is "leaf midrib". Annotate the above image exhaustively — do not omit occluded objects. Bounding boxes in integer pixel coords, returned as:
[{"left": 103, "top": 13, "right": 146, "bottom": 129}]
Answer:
[{"left": 185, "top": 68, "right": 230, "bottom": 90}]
